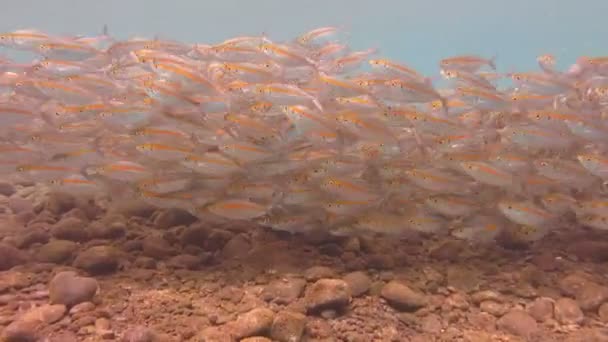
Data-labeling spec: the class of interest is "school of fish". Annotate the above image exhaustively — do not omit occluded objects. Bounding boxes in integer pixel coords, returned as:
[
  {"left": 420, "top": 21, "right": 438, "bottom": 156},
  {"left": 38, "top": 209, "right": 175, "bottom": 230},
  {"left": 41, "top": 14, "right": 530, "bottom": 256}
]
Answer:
[{"left": 1, "top": 26, "right": 608, "bottom": 245}]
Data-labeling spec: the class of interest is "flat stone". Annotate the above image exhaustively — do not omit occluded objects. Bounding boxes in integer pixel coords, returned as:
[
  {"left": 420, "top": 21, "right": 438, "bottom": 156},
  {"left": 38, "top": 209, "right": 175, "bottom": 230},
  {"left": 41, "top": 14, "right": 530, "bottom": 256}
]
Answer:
[
  {"left": 497, "top": 309, "right": 538, "bottom": 339},
  {"left": 554, "top": 297, "right": 584, "bottom": 325},
  {"left": 36, "top": 240, "right": 78, "bottom": 263},
  {"left": 270, "top": 310, "right": 306, "bottom": 342},
  {"left": 342, "top": 271, "right": 371, "bottom": 297},
  {"left": 49, "top": 271, "right": 99, "bottom": 307},
  {"left": 231, "top": 307, "right": 275, "bottom": 339},
  {"left": 305, "top": 278, "right": 351, "bottom": 313},
  {"left": 380, "top": 280, "right": 427, "bottom": 311},
  {"left": 73, "top": 245, "right": 120, "bottom": 274}
]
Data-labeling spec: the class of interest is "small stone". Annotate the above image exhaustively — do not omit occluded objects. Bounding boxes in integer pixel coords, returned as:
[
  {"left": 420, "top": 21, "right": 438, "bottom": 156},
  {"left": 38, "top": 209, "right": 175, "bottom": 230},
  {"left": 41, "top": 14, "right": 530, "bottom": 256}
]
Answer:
[
  {"left": 568, "top": 241, "right": 608, "bottom": 262},
  {"left": 381, "top": 280, "right": 427, "bottom": 311},
  {"left": 480, "top": 300, "right": 508, "bottom": 317},
  {"left": 141, "top": 236, "right": 174, "bottom": 259},
  {"left": 305, "top": 278, "right": 351, "bottom": 313},
  {"left": 270, "top": 310, "right": 306, "bottom": 342},
  {"left": 446, "top": 266, "right": 480, "bottom": 293},
  {"left": 2, "top": 304, "right": 67, "bottom": 341},
  {"left": 36, "top": 240, "right": 78, "bottom": 263},
  {"left": 559, "top": 272, "right": 591, "bottom": 297},
  {"left": 221, "top": 234, "right": 251, "bottom": 259},
  {"left": 231, "top": 307, "right": 275, "bottom": 339},
  {"left": 429, "top": 240, "right": 464, "bottom": 261},
  {"left": 51, "top": 217, "right": 89, "bottom": 242},
  {"left": 598, "top": 302, "right": 608, "bottom": 322},
  {"left": 43, "top": 191, "right": 76, "bottom": 216},
  {"left": 304, "top": 266, "right": 336, "bottom": 281},
  {"left": 166, "top": 254, "right": 201, "bottom": 270},
  {"left": 153, "top": 208, "right": 197, "bottom": 229},
  {"left": 89, "top": 221, "right": 126, "bottom": 239},
  {"left": 341, "top": 236, "right": 360, "bottom": 252},
  {"left": 121, "top": 325, "right": 161, "bottom": 342},
  {"left": 554, "top": 297, "right": 584, "bottom": 325},
  {"left": 95, "top": 317, "right": 114, "bottom": 338},
  {"left": 576, "top": 283, "right": 608, "bottom": 311},
  {"left": 0, "top": 182, "right": 15, "bottom": 196},
  {"left": 133, "top": 256, "right": 156, "bottom": 269},
  {"left": 497, "top": 309, "right": 539, "bottom": 338},
  {"left": 0, "top": 243, "right": 26, "bottom": 270},
  {"left": 73, "top": 245, "right": 120, "bottom": 274},
  {"left": 110, "top": 200, "right": 156, "bottom": 218},
  {"left": 69, "top": 301, "right": 95, "bottom": 314},
  {"left": 14, "top": 228, "right": 50, "bottom": 249},
  {"left": 471, "top": 290, "right": 503, "bottom": 304},
  {"left": 526, "top": 297, "right": 554, "bottom": 322},
  {"left": 262, "top": 278, "right": 307, "bottom": 304},
  {"left": 241, "top": 338, "right": 272, "bottom": 342},
  {"left": 46, "top": 331, "right": 79, "bottom": 342},
  {"left": 179, "top": 224, "right": 209, "bottom": 247},
  {"left": 420, "top": 313, "right": 442, "bottom": 334},
  {"left": 342, "top": 271, "right": 371, "bottom": 297},
  {"left": 49, "top": 271, "right": 99, "bottom": 307}
]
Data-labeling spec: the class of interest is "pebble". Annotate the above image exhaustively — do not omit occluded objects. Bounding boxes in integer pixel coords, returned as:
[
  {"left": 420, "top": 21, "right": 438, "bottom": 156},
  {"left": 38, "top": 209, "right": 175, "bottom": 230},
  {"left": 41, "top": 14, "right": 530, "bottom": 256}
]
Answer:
[
  {"left": 89, "top": 221, "right": 126, "bottom": 239},
  {"left": 153, "top": 208, "right": 197, "bottom": 229},
  {"left": 95, "top": 317, "right": 114, "bottom": 338},
  {"left": 559, "top": 272, "right": 591, "bottom": 297},
  {"left": 496, "top": 309, "right": 539, "bottom": 339},
  {"left": 526, "top": 297, "right": 554, "bottom": 322},
  {"left": 380, "top": 281, "right": 427, "bottom": 311},
  {"left": 599, "top": 302, "right": 608, "bottom": 322},
  {"left": 576, "top": 283, "right": 608, "bottom": 311},
  {"left": 69, "top": 301, "right": 96, "bottom": 314},
  {"left": 179, "top": 224, "right": 209, "bottom": 247},
  {"left": 166, "top": 254, "right": 201, "bottom": 270},
  {"left": 49, "top": 271, "right": 99, "bottom": 307},
  {"left": 2, "top": 304, "right": 66, "bottom": 342},
  {"left": 0, "top": 243, "right": 26, "bottom": 270},
  {"left": 480, "top": 300, "right": 509, "bottom": 317},
  {"left": 121, "top": 325, "right": 162, "bottom": 342},
  {"left": 342, "top": 271, "right": 371, "bottom": 297},
  {"left": 305, "top": 278, "right": 351, "bottom": 314},
  {"left": 0, "top": 182, "right": 15, "bottom": 196},
  {"left": 231, "top": 307, "right": 275, "bottom": 339},
  {"left": 51, "top": 216, "right": 90, "bottom": 242},
  {"left": 221, "top": 234, "right": 251, "bottom": 259},
  {"left": 262, "top": 278, "right": 307, "bottom": 305},
  {"left": 14, "top": 228, "right": 50, "bottom": 249},
  {"left": 304, "top": 266, "right": 336, "bottom": 281},
  {"left": 36, "top": 239, "right": 78, "bottom": 263},
  {"left": 554, "top": 297, "right": 584, "bottom": 325},
  {"left": 73, "top": 245, "right": 120, "bottom": 274},
  {"left": 270, "top": 310, "right": 306, "bottom": 342},
  {"left": 420, "top": 313, "right": 443, "bottom": 334},
  {"left": 241, "top": 338, "right": 272, "bottom": 342},
  {"left": 471, "top": 290, "right": 503, "bottom": 304},
  {"left": 141, "top": 236, "right": 174, "bottom": 259}
]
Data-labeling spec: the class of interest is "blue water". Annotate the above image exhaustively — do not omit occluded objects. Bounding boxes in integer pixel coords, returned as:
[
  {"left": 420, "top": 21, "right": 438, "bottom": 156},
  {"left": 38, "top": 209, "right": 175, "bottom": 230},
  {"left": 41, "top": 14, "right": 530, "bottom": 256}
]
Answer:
[{"left": 0, "top": 0, "right": 605, "bottom": 75}]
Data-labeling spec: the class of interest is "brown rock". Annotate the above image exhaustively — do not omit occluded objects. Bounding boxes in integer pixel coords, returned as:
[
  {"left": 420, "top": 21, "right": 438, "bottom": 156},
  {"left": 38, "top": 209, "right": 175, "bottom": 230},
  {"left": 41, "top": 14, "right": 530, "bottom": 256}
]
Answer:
[
  {"left": 14, "top": 228, "right": 50, "bottom": 248},
  {"left": 179, "top": 224, "right": 209, "bottom": 247},
  {"left": 270, "top": 310, "right": 306, "bottom": 342},
  {"left": 231, "top": 307, "right": 275, "bottom": 339},
  {"left": 121, "top": 325, "right": 162, "bottom": 342},
  {"left": 221, "top": 234, "right": 251, "bottom": 259},
  {"left": 0, "top": 243, "right": 26, "bottom": 271},
  {"left": 166, "top": 254, "right": 201, "bottom": 270},
  {"left": 262, "top": 278, "right": 307, "bottom": 305},
  {"left": 559, "top": 272, "right": 590, "bottom": 297},
  {"left": 0, "top": 182, "right": 15, "bottom": 196},
  {"left": 51, "top": 217, "right": 89, "bottom": 242},
  {"left": 36, "top": 239, "right": 78, "bottom": 263},
  {"left": 304, "top": 266, "right": 336, "bottom": 281},
  {"left": 43, "top": 191, "right": 76, "bottom": 216},
  {"left": 305, "top": 278, "right": 351, "bottom": 313},
  {"left": 576, "top": 283, "right": 608, "bottom": 311},
  {"left": 73, "top": 245, "right": 120, "bottom": 274},
  {"left": 380, "top": 280, "right": 427, "bottom": 311},
  {"left": 240, "top": 338, "right": 272, "bottom": 342},
  {"left": 153, "top": 208, "right": 197, "bottom": 229},
  {"left": 2, "top": 304, "right": 66, "bottom": 342},
  {"left": 420, "top": 313, "right": 442, "bottom": 334},
  {"left": 49, "top": 271, "right": 98, "bottom": 307},
  {"left": 497, "top": 309, "right": 538, "bottom": 338},
  {"left": 342, "top": 271, "right": 371, "bottom": 297},
  {"left": 480, "top": 300, "right": 509, "bottom": 317},
  {"left": 569, "top": 240, "right": 608, "bottom": 262},
  {"left": 554, "top": 297, "right": 584, "bottom": 325},
  {"left": 526, "top": 297, "right": 554, "bottom": 322},
  {"left": 471, "top": 290, "right": 503, "bottom": 304},
  {"left": 89, "top": 221, "right": 126, "bottom": 239},
  {"left": 599, "top": 302, "right": 608, "bottom": 322},
  {"left": 141, "top": 236, "right": 174, "bottom": 259}
]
